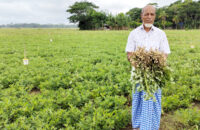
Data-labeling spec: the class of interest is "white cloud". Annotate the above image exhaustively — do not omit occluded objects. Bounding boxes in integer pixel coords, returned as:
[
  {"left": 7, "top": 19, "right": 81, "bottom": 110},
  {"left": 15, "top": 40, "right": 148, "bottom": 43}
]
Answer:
[{"left": 0, "top": 0, "right": 179, "bottom": 25}]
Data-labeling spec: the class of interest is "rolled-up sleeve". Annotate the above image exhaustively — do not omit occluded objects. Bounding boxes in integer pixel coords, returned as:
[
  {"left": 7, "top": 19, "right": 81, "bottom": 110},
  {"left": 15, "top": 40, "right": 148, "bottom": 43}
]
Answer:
[
  {"left": 159, "top": 32, "right": 171, "bottom": 54},
  {"left": 125, "top": 31, "right": 136, "bottom": 53}
]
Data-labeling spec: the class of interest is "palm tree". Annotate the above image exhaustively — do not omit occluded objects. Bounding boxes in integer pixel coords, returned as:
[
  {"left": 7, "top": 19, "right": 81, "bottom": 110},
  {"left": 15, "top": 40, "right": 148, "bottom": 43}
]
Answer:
[
  {"left": 159, "top": 11, "right": 168, "bottom": 29},
  {"left": 172, "top": 15, "right": 180, "bottom": 29}
]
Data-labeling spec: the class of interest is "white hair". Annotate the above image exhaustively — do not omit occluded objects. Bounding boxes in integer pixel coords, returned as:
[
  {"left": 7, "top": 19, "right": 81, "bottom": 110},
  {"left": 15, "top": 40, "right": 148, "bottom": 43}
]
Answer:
[{"left": 141, "top": 5, "right": 156, "bottom": 14}]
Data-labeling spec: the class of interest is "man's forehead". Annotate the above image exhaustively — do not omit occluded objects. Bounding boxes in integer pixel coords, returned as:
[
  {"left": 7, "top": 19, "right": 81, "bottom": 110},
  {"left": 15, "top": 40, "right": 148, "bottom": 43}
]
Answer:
[
  {"left": 142, "top": 5, "right": 156, "bottom": 13},
  {"left": 143, "top": 9, "right": 155, "bottom": 13}
]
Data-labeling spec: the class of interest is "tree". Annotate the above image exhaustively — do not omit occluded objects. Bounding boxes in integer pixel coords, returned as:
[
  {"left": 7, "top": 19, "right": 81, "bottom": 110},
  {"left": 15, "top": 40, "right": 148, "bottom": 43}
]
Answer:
[
  {"left": 159, "top": 11, "right": 168, "bottom": 29},
  {"left": 66, "top": 1, "right": 99, "bottom": 30},
  {"left": 66, "top": 0, "right": 200, "bottom": 30},
  {"left": 126, "top": 8, "right": 142, "bottom": 23},
  {"left": 89, "top": 10, "right": 107, "bottom": 29},
  {"left": 115, "top": 13, "right": 130, "bottom": 29},
  {"left": 106, "top": 14, "right": 116, "bottom": 29},
  {"left": 172, "top": 15, "right": 180, "bottom": 29}
]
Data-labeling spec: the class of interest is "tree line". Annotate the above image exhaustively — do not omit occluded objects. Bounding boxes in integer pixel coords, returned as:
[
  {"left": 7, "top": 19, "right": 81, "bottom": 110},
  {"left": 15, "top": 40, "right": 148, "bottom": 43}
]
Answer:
[{"left": 67, "top": 0, "right": 200, "bottom": 30}]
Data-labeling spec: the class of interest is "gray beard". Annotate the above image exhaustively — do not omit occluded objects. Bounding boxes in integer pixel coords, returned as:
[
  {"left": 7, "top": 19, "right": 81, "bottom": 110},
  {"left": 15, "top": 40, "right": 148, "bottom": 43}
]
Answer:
[{"left": 144, "top": 23, "right": 153, "bottom": 28}]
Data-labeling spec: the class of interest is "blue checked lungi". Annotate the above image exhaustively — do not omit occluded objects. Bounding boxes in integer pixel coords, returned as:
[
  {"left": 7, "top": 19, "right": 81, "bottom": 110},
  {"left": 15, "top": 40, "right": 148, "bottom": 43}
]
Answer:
[{"left": 132, "top": 83, "right": 162, "bottom": 130}]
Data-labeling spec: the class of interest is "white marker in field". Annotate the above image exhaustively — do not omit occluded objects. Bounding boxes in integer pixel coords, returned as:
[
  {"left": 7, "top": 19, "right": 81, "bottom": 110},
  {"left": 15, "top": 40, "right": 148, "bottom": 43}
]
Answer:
[
  {"left": 23, "top": 58, "right": 29, "bottom": 65},
  {"left": 23, "top": 44, "right": 29, "bottom": 65},
  {"left": 50, "top": 39, "right": 53, "bottom": 42},
  {"left": 190, "top": 45, "right": 195, "bottom": 48}
]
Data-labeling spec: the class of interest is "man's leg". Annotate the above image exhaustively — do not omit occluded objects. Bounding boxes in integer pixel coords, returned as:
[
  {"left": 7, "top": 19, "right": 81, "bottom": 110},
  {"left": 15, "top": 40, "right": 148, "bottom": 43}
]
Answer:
[
  {"left": 132, "top": 83, "right": 142, "bottom": 129},
  {"left": 140, "top": 89, "right": 162, "bottom": 130}
]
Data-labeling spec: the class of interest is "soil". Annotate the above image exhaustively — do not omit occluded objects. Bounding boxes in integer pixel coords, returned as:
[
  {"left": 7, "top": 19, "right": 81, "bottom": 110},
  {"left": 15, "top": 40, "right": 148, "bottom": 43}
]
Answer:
[{"left": 29, "top": 88, "right": 41, "bottom": 95}]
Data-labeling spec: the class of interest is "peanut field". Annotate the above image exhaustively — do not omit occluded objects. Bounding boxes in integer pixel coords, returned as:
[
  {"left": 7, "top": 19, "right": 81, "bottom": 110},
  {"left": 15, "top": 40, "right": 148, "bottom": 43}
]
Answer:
[{"left": 0, "top": 28, "right": 200, "bottom": 130}]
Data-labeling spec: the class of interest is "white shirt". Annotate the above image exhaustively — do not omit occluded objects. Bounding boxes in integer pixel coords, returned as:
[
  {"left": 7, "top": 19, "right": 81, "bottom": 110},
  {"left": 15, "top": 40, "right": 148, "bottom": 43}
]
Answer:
[{"left": 125, "top": 24, "right": 171, "bottom": 54}]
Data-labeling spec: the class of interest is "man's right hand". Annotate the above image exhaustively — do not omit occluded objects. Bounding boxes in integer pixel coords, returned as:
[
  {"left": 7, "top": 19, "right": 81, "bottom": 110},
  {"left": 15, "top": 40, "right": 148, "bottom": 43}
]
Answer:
[{"left": 127, "top": 52, "right": 132, "bottom": 62}]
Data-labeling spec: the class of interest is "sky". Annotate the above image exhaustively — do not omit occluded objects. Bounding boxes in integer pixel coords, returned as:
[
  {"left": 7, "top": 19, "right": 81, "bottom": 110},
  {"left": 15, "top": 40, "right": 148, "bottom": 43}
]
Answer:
[{"left": 0, "top": 0, "right": 180, "bottom": 25}]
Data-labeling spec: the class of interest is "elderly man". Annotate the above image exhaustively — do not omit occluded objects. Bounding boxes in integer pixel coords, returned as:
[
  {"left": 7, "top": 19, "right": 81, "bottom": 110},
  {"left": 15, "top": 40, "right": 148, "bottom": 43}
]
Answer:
[{"left": 125, "top": 5, "right": 170, "bottom": 130}]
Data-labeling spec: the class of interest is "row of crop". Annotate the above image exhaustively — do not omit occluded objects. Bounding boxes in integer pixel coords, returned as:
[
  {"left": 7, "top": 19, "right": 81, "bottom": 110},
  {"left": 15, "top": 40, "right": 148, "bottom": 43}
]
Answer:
[{"left": 0, "top": 85, "right": 130, "bottom": 129}]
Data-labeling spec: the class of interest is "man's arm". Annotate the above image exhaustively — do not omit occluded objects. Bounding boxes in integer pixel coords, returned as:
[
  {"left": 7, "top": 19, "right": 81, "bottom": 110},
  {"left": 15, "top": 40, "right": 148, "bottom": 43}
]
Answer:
[
  {"left": 125, "top": 31, "right": 135, "bottom": 60},
  {"left": 159, "top": 31, "right": 171, "bottom": 55}
]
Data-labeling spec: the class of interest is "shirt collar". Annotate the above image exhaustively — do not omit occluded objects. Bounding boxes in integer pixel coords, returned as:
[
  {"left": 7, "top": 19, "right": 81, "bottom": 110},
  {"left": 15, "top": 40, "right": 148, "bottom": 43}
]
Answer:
[{"left": 140, "top": 24, "right": 155, "bottom": 31}]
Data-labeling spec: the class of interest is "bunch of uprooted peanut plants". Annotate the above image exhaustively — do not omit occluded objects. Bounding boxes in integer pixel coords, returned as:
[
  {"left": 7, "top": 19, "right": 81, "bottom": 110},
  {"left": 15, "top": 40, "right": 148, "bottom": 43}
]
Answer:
[{"left": 129, "top": 47, "right": 171, "bottom": 101}]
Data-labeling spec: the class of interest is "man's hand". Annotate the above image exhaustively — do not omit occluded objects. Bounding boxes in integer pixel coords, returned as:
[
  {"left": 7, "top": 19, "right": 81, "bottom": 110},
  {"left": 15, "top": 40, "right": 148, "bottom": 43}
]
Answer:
[
  {"left": 164, "top": 54, "right": 168, "bottom": 61},
  {"left": 127, "top": 52, "right": 132, "bottom": 62}
]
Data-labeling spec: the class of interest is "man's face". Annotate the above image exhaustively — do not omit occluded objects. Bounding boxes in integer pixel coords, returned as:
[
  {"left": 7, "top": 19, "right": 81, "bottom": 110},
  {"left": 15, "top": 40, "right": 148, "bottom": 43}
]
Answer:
[{"left": 141, "top": 7, "right": 156, "bottom": 25}]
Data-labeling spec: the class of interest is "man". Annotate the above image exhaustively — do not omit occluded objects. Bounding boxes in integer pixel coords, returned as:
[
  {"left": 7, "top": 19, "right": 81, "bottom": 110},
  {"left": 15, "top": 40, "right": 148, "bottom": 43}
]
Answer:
[{"left": 125, "top": 5, "right": 170, "bottom": 130}]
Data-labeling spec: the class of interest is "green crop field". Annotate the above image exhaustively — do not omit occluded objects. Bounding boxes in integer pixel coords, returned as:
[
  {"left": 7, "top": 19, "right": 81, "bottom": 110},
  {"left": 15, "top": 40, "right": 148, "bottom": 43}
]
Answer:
[{"left": 0, "top": 28, "right": 200, "bottom": 130}]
